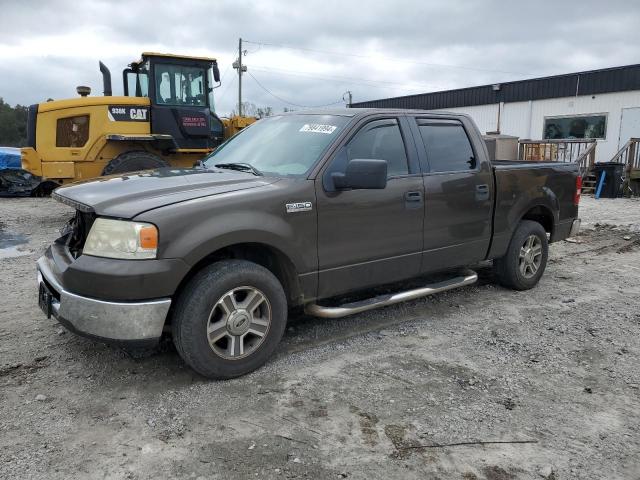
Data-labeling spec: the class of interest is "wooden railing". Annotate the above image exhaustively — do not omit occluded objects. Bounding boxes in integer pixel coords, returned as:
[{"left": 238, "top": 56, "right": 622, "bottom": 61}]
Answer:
[
  {"left": 611, "top": 138, "right": 640, "bottom": 169},
  {"left": 611, "top": 138, "right": 640, "bottom": 196},
  {"left": 518, "top": 139, "right": 597, "bottom": 178},
  {"left": 576, "top": 142, "right": 597, "bottom": 178}
]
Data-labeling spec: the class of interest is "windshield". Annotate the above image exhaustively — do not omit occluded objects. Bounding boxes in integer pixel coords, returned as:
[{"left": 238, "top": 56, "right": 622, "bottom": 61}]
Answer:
[{"left": 203, "top": 114, "right": 350, "bottom": 176}]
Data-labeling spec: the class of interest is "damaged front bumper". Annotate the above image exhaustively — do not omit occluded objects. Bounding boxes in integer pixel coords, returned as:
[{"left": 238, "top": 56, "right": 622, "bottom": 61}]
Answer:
[{"left": 37, "top": 254, "right": 171, "bottom": 346}]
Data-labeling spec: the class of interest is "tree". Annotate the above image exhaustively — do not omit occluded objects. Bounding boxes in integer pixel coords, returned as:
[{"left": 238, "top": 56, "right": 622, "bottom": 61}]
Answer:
[
  {"left": 256, "top": 106, "right": 273, "bottom": 119},
  {"left": 0, "top": 98, "right": 28, "bottom": 147},
  {"left": 230, "top": 102, "right": 273, "bottom": 119}
]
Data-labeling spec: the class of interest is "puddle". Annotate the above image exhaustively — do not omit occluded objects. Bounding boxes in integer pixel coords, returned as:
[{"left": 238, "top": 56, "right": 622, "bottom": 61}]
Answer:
[{"left": 0, "top": 230, "right": 31, "bottom": 259}]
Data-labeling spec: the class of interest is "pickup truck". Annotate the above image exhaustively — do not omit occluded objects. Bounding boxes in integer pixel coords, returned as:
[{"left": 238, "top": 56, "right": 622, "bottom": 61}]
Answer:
[{"left": 37, "top": 109, "right": 581, "bottom": 379}]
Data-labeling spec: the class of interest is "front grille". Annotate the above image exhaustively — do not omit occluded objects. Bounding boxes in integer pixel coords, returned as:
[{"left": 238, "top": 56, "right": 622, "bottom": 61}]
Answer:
[{"left": 58, "top": 210, "right": 95, "bottom": 258}]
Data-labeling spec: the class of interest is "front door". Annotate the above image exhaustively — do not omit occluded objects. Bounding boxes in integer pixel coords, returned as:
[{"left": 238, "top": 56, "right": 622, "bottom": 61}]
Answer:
[
  {"left": 410, "top": 116, "right": 494, "bottom": 273},
  {"left": 150, "top": 62, "right": 216, "bottom": 149},
  {"left": 315, "top": 117, "right": 424, "bottom": 299},
  {"left": 619, "top": 107, "right": 640, "bottom": 149}
]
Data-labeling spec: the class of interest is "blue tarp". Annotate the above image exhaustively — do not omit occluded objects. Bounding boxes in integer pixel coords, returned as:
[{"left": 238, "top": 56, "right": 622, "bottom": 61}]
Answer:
[{"left": 0, "top": 147, "right": 21, "bottom": 170}]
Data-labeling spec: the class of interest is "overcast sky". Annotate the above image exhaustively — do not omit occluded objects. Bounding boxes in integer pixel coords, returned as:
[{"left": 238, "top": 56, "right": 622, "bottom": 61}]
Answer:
[{"left": 1, "top": 0, "right": 639, "bottom": 116}]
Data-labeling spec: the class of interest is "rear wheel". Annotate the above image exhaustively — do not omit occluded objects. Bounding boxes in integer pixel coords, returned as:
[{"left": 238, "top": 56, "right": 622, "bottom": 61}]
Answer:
[
  {"left": 493, "top": 220, "right": 549, "bottom": 290},
  {"left": 171, "top": 259, "right": 288, "bottom": 379},
  {"left": 102, "top": 150, "right": 168, "bottom": 176}
]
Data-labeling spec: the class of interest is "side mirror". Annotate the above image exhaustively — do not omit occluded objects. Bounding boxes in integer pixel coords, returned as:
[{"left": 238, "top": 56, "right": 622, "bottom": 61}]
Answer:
[
  {"left": 331, "top": 159, "right": 387, "bottom": 190},
  {"left": 212, "top": 63, "right": 221, "bottom": 83}
]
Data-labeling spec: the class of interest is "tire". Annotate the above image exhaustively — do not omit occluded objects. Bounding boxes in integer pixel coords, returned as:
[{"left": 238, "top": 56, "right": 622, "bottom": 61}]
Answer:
[
  {"left": 493, "top": 220, "right": 549, "bottom": 291},
  {"left": 171, "top": 259, "right": 288, "bottom": 379},
  {"left": 101, "top": 150, "right": 168, "bottom": 176},
  {"left": 31, "top": 181, "right": 58, "bottom": 197}
]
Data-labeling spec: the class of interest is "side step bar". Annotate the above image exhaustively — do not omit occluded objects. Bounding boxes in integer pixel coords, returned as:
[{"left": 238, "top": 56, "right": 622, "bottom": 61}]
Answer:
[{"left": 305, "top": 269, "right": 478, "bottom": 319}]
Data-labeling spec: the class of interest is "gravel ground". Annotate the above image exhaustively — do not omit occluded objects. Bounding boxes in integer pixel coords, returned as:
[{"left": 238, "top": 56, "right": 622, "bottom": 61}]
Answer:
[{"left": 0, "top": 196, "right": 638, "bottom": 480}]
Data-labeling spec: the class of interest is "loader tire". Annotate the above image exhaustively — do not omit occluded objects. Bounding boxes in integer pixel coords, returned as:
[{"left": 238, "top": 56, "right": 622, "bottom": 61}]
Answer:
[{"left": 102, "top": 151, "right": 168, "bottom": 176}]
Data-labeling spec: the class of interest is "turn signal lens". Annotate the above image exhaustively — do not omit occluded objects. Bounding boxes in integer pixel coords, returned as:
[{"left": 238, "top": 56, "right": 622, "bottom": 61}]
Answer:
[{"left": 139, "top": 225, "right": 158, "bottom": 249}]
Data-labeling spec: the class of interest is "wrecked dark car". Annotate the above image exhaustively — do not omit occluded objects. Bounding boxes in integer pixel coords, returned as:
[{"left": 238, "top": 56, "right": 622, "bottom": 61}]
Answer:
[{"left": 36, "top": 109, "right": 581, "bottom": 379}]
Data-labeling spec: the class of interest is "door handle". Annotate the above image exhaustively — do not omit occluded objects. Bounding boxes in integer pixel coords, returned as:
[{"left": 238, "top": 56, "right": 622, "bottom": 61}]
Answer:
[
  {"left": 405, "top": 191, "right": 423, "bottom": 202},
  {"left": 475, "top": 184, "right": 490, "bottom": 201},
  {"left": 404, "top": 190, "right": 423, "bottom": 209}
]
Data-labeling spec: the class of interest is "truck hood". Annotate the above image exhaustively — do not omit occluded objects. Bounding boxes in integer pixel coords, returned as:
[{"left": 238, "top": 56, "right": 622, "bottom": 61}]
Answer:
[{"left": 52, "top": 168, "right": 278, "bottom": 218}]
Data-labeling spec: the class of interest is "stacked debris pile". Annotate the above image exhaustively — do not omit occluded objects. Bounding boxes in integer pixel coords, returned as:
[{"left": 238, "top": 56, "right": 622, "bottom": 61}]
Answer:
[{"left": 0, "top": 147, "right": 41, "bottom": 197}]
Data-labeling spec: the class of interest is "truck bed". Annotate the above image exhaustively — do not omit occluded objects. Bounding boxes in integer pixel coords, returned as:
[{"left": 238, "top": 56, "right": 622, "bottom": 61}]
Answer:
[
  {"left": 488, "top": 159, "right": 579, "bottom": 259},
  {"left": 492, "top": 159, "right": 578, "bottom": 170}
]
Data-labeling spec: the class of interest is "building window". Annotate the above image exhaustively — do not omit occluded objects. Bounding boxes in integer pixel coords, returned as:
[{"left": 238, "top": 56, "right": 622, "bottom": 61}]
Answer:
[
  {"left": 56, "top": 115, "right": 90, "bottom": 147},
  {"left": 543, "top": 114, "right": 607, "bottom": 140}
]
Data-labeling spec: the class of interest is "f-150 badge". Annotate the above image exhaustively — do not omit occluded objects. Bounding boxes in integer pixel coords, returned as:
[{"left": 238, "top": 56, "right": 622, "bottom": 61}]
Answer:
[{"left": 286, "top": 202, "right": 312, "bottom": 213}]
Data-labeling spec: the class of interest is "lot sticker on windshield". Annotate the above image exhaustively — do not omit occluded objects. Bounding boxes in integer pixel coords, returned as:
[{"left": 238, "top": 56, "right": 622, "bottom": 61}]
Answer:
[{"left": 299, "top": 124, "right": 337, "bottom": 134}]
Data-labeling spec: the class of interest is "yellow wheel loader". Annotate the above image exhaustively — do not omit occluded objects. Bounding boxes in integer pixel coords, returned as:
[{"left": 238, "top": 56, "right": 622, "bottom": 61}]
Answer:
[{"left": 21, "top": 52, "right": 255, "bottom": 194}]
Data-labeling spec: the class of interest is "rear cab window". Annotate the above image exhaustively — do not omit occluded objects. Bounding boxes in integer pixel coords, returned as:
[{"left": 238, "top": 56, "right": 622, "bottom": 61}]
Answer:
[{"left": 415, "top": 119, "right": 477, "bottom": 173}]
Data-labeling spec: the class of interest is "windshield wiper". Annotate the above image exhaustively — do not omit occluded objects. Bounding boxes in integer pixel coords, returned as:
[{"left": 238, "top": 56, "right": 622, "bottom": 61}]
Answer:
[{"left": 214, "top": 163, "right": 263, "bottom": 176}]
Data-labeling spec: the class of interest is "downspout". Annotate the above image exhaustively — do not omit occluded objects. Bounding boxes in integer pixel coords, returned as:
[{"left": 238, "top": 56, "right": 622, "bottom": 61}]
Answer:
[
  {"left": 496, "top": 101, "right": 504, "bottom": 134},
  {"left": 526, "top": 100, "right": 533, "bottom": 138}
]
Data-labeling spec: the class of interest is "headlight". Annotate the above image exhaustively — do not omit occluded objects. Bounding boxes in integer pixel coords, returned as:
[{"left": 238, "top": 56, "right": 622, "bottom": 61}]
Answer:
[{"left": 83, "top": 218, "right": 158, "bottom": 260}]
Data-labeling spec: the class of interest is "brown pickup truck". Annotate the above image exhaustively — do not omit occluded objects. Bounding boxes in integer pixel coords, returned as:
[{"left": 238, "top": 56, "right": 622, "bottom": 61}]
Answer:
[{"left": 37, "top": 109, "right": 581, "bottom": 379}]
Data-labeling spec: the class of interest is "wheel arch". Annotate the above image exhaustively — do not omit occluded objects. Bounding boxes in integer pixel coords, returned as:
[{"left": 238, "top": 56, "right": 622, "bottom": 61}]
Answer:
[
  {"left": 170, "top": 241, "right": 303, "bottom": 320},
  {"left": 519, "top": 203, "right": 555, "bottom": 237}
]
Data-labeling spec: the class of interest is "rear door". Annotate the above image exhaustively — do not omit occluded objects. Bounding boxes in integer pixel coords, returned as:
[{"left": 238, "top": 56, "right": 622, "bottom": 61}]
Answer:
[
  {"left": 315, "top": 116, "right": 424, "bottom": 298},
  {"left": 409, "top": 116, "right": 493, "bottom": 273}
]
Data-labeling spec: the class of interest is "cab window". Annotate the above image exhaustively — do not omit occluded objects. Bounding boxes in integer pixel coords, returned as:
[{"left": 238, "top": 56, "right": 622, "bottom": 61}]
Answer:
[
  {"left": 417, "top": 120, "right": 476, "bottom": 173},
  {"left": 125, "top": 71, "right": 149, "bottom": 97},
  {"left": 347, "top": 119, "right": 409, "bottom": 177},
  {"left": 154, "top": 64, "right": 206, "bottom": 106},
  {"left": 323, "top": 118, "right": 409, "bottom": 190}
]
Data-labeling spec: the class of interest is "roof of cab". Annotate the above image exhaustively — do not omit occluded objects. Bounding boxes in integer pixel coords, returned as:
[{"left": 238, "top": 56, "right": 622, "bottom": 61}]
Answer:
[
  {"left": 137, "top": 52, "right": 217, "bottom": 63},
  {"left": 278, "top": 107, "right": 461, "bottom": 117}
]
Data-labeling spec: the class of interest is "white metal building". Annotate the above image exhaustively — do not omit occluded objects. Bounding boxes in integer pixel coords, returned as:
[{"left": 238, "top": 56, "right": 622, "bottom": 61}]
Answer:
[{"left": 352, "top": 64, "right": 640, "bottom": 163}]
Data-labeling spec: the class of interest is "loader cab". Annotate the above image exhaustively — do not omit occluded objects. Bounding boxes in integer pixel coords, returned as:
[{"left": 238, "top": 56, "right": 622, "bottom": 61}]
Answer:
[{"left": 123, "top": 53, "right": 224, "bottom": 149}]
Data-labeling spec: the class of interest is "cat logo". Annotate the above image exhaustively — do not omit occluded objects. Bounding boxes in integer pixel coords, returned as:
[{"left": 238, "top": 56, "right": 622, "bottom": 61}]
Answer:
[
  {"left": 108, "top": 105, "right": 150, "bottom": 122},
  {"left": 129, "top": 108, "right": 147, "bottom": 120}
]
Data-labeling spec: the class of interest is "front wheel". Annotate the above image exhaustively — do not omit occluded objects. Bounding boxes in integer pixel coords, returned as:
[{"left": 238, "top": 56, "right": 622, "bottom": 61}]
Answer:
[
  {"left": 171, "top": 259, "right": 287, "bottom": 379},
  {"left": 493, "top": 220, "right": 549, "bottom": 290}
]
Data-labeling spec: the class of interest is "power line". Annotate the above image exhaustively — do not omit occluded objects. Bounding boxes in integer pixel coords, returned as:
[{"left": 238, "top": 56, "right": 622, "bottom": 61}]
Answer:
[
  {"left": 216, "top": 73, "right": 236, "bottom": 105},
  {"left": 212, "top": 44, "right": 241, "bottom": 109},
  {"left": 247, "top": 72, "right": 344, "bottom": 108},
  {"left": 243, "top": 39, "right": 532, "bottom": 76},
  {"left": 217, "top": 45, "right": 242, "bottom": 85},
  {"left": 250, "top": 65, "right": 447, "bottom": 92}
]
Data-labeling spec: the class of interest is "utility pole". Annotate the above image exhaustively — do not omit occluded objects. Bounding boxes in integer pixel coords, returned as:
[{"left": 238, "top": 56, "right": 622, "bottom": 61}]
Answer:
[
  {"left": 343, "top": 90, "right": 353, "bottom": 107},
  {"left": 232, "top": 37, "right": 247, "bottom": 116}
]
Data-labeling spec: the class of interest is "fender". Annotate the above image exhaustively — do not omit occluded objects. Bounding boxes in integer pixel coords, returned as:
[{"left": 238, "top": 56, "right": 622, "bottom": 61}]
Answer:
[
  {"left": 488, "top": 169, "right": 561, "bottom": 260},
  {"left": 137, "top": 180, "right": 319, "bottom": 280},
  {"left": 176, "top": 211, "right": 310, "bottom": 274}
]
